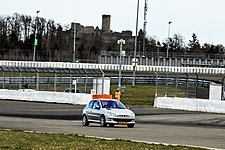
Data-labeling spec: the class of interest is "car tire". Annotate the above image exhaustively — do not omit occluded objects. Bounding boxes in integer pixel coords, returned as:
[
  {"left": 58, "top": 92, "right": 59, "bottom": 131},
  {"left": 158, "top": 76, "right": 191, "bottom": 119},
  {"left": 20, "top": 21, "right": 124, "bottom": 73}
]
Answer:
[
  {"left": 127, "top": 124, "right": 134, "bottom": 128},
  {"left": 109, "top": 124, "right": 115, "bottom": 127},
  {"left": 82, "top": 115, "right": 89, "bottom": 126},
  {"left": 100, "top": 115, "right": 107, "bottom": 127}
]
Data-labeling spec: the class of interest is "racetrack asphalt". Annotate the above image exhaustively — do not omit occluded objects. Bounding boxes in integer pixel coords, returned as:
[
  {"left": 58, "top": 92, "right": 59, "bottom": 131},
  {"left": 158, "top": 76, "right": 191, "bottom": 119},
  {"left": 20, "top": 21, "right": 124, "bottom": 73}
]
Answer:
[{"left": 1, "top": 99, "right": 225, "bottom": 149}]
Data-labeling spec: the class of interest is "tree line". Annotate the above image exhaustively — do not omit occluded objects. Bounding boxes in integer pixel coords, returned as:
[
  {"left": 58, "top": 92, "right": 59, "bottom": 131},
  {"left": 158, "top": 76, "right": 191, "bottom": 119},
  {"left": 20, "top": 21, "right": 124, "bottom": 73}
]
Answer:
[
  {"left": 139, "top": 31, "right": 225, "bottom": 57},
  {"left": 0, "top": 13, "right": 224, "bottom": 62},
  {"left": 0, "top": 13, "right": 73, "bottom": 61}
]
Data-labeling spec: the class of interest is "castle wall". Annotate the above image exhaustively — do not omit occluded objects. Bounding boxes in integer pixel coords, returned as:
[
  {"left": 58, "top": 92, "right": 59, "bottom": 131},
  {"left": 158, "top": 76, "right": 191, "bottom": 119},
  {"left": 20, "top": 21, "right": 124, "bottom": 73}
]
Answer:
[{"left": 82, "top": 26, "right": 94, "bottom": 33}]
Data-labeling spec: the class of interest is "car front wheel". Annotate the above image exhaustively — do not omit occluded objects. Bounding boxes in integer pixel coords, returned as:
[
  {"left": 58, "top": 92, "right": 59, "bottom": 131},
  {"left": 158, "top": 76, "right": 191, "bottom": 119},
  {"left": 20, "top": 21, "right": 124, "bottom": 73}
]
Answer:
[
  {"left": 127, "top": 124, "right": 134, "bottom": 128},
  {"left": 100, "top": 115, "right": 107, "bottom": 127},
  {"left": 82, "top": 115, "right": 89, "bottom": 126}
]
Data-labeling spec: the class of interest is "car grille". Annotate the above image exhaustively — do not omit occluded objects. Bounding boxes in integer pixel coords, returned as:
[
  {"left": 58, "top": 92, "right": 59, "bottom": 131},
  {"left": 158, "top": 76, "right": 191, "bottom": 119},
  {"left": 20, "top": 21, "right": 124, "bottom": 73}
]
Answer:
[
  {"left": 113, "top": 119, "right": 133, "bottom": 122},
  {"left": 117, "top": 115, "right": 130, "bottom": 117}
]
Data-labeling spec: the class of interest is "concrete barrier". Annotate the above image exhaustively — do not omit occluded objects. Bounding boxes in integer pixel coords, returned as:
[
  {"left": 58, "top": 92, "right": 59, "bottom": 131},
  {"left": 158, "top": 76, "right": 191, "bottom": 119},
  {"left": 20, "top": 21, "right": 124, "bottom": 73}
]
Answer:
[
  {"left": 0, "top": 89, "right": 92, "bottom": 105},
  {"left": 154, "top": 97, "right": 225, "bottom": 114}
]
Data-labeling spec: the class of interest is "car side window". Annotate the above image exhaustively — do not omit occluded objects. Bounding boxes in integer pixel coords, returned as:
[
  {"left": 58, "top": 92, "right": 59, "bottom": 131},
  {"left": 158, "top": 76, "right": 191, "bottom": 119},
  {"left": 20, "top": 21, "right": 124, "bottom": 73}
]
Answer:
[
  {"left": 88, "top": 100, "right": 94, "bottom": 108},
  {"left": 93, "top": 101, "right": 100, "bottom": 108}
]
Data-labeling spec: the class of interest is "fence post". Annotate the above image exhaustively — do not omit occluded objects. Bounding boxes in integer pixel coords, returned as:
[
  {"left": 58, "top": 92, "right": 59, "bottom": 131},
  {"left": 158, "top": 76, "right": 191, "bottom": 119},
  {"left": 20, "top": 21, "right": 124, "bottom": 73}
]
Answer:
[
  {"left": 3, "top": 71, "right": 5, "bottom": 89},
  {"left": 100, "top": 69, "right": 104, "bottom": 95},
  {"left": 83, "top": 69, "right": 88, "bottom": 94},
  {"left": 164, "top": 72, "right": 168, "bottom": 97},
  {"left": 48, "top": 73, "right": 50, "bottom": 91},
  {"left": 70, "top": 73, "right": 72, "bottom": 92},
  {"left": 85, "top": 74, "right": 88, "bottom": 93},
  {"left": 185, "top": 73, "right": 188, "bottom": 98},
  {"left": 154, "top": 72, "right": 158, "bottom": 97},
  {"left": 36, "top": 72, "right": 39, "bottom": 91},
  {"left": 174, "top": 73, "right": 178, "bottom": 97},
  {"left": 195, "top": 73, "right": 199, "bottom": 98},
  {"left": 96, "top": 77, "right": 98, "bottom": 94},
  {"left": 54, "top": 73, "right": 57, "bottom": 92},
  {"left": 19, "top": 71, "right": 22, "bottom": 89},
  {"left": 9, "top": 72, "right": 11, "bottom": 89},
  {"left": 13, "top": 72, "right": 16, "bottom": 89}
]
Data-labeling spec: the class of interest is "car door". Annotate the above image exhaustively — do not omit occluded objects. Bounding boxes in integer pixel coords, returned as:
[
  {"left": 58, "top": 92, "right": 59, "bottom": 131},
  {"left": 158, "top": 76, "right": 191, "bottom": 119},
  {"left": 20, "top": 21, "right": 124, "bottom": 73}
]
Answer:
[
  {"left": 91, "top": 100, "right": 101, "bottom": 121},
  {"left": 86, "top": 100, "right": 94, "bottom": 120}
]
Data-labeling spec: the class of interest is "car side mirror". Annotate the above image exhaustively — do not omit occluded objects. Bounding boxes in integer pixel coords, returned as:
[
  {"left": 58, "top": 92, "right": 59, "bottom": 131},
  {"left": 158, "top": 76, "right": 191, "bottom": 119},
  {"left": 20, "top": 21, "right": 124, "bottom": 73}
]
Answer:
[{"left": 127, "top": 106, "right": 130, "bottom": 109}]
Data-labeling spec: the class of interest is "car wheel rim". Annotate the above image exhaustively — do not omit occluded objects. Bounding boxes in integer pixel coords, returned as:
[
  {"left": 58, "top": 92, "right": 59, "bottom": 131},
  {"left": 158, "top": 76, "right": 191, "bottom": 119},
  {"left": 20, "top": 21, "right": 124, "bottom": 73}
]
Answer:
[
  {"left": 83, "top": 116, "right": 86, "bottom": 125},
  {"left": 100, "top": 117, "right": 104, "bottom": 126}
]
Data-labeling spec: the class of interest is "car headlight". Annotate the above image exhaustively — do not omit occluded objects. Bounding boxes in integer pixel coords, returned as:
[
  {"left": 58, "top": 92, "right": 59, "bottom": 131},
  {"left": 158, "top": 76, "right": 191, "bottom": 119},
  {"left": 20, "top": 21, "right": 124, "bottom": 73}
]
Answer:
[
  {"left": 107, "top": 112, "right": 117, "bottom": 117},
  {"left": 130, "top": 112, "right": 135, "bottom": 117}
]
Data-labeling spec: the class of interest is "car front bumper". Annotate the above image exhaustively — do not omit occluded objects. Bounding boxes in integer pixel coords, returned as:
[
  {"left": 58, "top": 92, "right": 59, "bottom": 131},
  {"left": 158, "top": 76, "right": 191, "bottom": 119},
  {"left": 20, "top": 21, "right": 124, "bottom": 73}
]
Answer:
[{"left": 106, "top": 117, "right": 135, "bottom": 125}]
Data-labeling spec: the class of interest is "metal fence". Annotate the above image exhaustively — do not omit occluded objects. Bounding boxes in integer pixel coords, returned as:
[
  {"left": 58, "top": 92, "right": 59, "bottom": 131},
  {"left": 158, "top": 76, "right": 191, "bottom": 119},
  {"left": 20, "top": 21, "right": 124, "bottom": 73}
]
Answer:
[
  {"left": 153, "top": 72, "right": 225, "bottom": 100},
  {"left": 109, "top": 73, "right": 214, "bottom": 99},
  {"left": 0, "top": 66, "right": 104, "bottom": 94}
]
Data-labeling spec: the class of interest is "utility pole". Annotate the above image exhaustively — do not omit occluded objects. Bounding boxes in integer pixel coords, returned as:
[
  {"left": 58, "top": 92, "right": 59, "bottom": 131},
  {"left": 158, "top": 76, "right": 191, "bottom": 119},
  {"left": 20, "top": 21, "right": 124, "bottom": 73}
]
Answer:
[
  {"left": 33, "top": 10, "right": 40, "bottom": 62},
  {"left": 132, "top": 0, "right": 140, "bottom": 87},
  {"left": 143, "top": 0, "right": 148, "bottom": 56}
]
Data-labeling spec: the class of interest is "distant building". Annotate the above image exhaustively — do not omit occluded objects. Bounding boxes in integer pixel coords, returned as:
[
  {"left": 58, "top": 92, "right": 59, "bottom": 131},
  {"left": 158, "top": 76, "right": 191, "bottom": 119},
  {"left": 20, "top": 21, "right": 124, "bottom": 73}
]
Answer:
[{"left": 70, "top": 15, "right": 134, "bottom": 42}]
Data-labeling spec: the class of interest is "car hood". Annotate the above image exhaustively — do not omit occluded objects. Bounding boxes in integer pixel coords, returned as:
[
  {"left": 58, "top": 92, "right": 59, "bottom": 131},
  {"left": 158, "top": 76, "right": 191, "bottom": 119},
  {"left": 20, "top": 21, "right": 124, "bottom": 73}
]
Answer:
[{"left": 104, "top": 108, "right": 134, "bottom": 115}]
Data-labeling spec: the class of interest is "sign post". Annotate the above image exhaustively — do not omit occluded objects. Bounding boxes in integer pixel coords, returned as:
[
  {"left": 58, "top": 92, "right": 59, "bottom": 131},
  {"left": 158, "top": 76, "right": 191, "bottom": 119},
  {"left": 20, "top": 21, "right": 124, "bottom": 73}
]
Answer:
[
  {"left": 73, "top": 80, "right": 77, "bottom": 93},
  {"left": 34, "top": 39, "right": 38, "bottom": 46}
]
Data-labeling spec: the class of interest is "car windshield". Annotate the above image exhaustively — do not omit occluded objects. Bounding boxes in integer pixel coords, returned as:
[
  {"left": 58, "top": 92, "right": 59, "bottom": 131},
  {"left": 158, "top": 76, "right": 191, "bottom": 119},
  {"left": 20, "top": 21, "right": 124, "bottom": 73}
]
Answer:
[{"left": 101, "top": 100, "right": 126, "bottom": 109}]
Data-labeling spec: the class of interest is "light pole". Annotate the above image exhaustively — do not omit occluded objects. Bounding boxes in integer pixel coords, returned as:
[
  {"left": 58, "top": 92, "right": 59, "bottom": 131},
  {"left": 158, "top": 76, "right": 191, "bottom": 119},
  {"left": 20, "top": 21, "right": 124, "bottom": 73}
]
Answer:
[
  {"left": 33, "top": 10, "right": 40, "bottom": 62},
  {"left": 166, "top": 21, "right": 172, "bottom": 58},
  {"left": 117, "top": 39, "right": 125, "bottom": 91},
  {"left": 142, "top": 0, "right": 148, "bottom": 56},
  {"left": 132, "top": 0, "right": 140, "bottom": 87}
]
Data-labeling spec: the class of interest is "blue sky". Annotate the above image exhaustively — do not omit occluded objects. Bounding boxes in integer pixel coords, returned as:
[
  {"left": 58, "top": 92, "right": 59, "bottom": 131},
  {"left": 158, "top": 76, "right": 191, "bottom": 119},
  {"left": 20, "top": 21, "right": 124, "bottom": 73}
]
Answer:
[{"left": 1, "top": 0, "right": 225, "bottom": 46}]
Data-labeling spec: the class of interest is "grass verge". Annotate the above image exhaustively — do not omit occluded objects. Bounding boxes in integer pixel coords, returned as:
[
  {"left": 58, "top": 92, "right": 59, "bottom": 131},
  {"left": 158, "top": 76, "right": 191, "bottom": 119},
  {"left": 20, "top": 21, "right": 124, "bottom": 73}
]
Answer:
[
  {"left": 0, "top": 129, "right": 205, "bottom": 150},
  {"left": 110, "top": 85, "right": 185, "bottom": 106}
]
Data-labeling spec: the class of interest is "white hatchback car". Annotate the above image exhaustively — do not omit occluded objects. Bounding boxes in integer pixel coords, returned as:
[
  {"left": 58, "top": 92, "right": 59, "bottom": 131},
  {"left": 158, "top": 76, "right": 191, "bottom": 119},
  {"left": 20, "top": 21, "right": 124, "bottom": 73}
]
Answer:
[{"left": 82, "top": 99, "right": 135, "bottom": 128}]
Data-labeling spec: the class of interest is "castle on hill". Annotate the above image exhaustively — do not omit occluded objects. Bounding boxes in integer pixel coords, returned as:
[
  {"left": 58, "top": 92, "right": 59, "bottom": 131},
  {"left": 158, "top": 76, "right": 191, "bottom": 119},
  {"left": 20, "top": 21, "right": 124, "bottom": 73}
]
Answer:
[{"left": 70, "top": 15, "right": 134, "bottom": 42}]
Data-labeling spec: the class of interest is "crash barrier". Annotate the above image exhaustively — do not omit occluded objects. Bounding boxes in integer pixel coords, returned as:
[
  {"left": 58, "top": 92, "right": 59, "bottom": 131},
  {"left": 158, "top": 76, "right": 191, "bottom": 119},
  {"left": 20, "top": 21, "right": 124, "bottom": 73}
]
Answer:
[
  {"left": 0, "top": 60, "right": 225, "bottom": 74},
  {"left": 0, "top": 89, "right": 92, "bottom": 105},
  {"left": 154, "top": 97, "right": 225, "bottom": 114}
]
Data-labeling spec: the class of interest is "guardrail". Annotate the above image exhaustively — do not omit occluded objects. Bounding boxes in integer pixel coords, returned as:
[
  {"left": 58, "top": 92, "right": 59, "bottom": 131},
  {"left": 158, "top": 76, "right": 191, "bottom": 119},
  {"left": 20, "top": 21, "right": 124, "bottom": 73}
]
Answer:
[{"left": 0, "top": 60, "right": 225, "bottom": 74}]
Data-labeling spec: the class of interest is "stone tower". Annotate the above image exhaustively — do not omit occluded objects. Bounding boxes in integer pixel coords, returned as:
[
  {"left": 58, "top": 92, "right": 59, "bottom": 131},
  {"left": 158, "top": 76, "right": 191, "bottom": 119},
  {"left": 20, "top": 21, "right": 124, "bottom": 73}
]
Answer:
[{"left": 102, "top": 15, "right": 111, "bottom": 33}]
